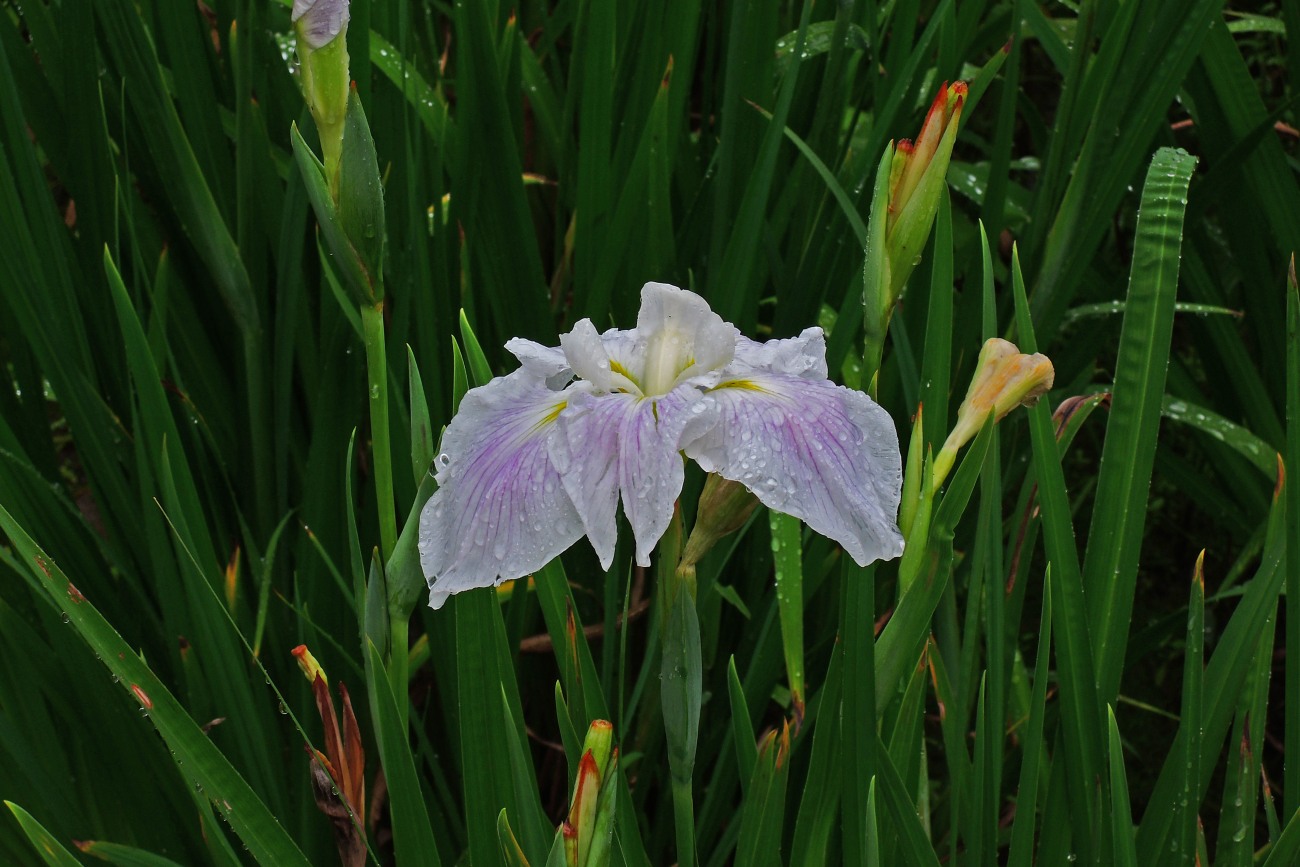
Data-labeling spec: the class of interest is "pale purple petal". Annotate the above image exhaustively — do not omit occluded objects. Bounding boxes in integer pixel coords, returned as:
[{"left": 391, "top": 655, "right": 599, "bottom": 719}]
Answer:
[
  {"left": 549, "top": 390, "right": 634, "bottom": 569},
  {"left": 554, "top": 386, "right": 718, "bottom": 567},
  {"left": 683, "top": 372, "right": 904, "bottom": 566},
  {"left": 292, "top": 0, "right": 349, "bottom": 49},
  {"left": 419, "top": 370, "right": 583, "bottom": 608}
]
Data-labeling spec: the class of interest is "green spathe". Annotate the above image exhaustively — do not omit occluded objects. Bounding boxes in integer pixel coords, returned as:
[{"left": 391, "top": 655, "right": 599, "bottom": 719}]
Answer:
[{"left": 294, "top": 0, "right": 350, "bottom": 193}]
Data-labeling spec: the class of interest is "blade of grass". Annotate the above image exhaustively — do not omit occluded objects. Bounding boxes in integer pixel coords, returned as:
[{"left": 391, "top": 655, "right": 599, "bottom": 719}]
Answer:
[
  {"left": 1173, "top": 552, "right": 1206, "bottom": 866},
  {"left": 770, "top": 511, "right": 805, "bottom": 719},
  {"left": 727, "top": 656, "right": 758, "bottom": 796},
  {"left": 711, "top": 0, "right": 813, "bottom": 331},
  {"left": 1106, "top": 707, "right": 1138, "bottom": 867},
  {"left": 364, "top": 632, "right": 441, "bottom": 866},
  {"left": 662, "top": 582, "right": 703, "bottom": 867},
  {"left": 1011, "top": 245, "right": 1104, "bottom": 854},
  {"left": 1028, "top": 0, "right": 1221, "bottom": 337},
  {"left": 1286, "top": 256, "right": 1300, "bottom": 818},
  {"left": 0, "top": 507, "right": 311, "bottom": 865},
  {"left": 1006, "top": 582, "right": 1052, "bottom": 867},
  {"left": 872, "top": 736, "right": 943, "bottom": 867},
  {"left": 1135, "top": 469, "right": 1288, "bottom": 860},
  {"left": 789, "top": 647, "right": 843, "bottom": 867},
  {"left": 733, "top": 726, "right": 791, "bottom": 867},
  {"left": 5, "top": 802, "right": 81, "bottom": 867},
  {"left": 451, "top": 0, "right": 549, "bottom": 343},
  {"left": 840, "top": 556, "right": 876, "bottom": 867},
  {"left": 1262, "top": 807, "right": 1300, "bottom": 867},
  {"left": 73, "top": 840, "right": 189, "bottom": 866}
]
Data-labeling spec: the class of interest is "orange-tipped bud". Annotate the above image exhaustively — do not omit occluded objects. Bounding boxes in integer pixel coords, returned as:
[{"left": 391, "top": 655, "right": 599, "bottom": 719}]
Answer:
[
  {"left": 560, "top": 720, "right": 619, "bottom": 867},
  {"left": 292, "top": 644, "right": 329, "bottom": 687},
  {"left": 876, "top": 81, "right": 968, "bottom": 311},
  {"left": 889, "top": 81, "right": 967, "bottom": 233}
]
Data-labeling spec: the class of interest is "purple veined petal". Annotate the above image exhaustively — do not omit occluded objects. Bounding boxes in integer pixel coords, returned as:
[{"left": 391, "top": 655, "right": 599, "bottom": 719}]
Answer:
[
  {"left": 419, "top": 370, "right": 584, "bottom": 609},
  {"left": 505, "top": 337, "right": 572, "bottom": 390},
  {"left": 729, "top": 326, "right": 830, "bottom": 381},
  {"left": 292, "top": 0, "right": 349, "bottom": 49},
  {"left": 553, "top": 386, "right": 719, "bottom": 567},
  {"left": 683, "top": 372, "right": 904, "bottom": 566}
]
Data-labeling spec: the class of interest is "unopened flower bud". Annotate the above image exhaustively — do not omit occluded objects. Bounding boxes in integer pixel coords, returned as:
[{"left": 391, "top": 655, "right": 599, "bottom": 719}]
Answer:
[
  {"left": 293, "top": 0, "right": 348, "bottom": 50},
  {"left": 680, "top": 474, "right": 761, "bottom": 570},
  {"left": 294, "top": 0, "right": 350, "bottom": 194},
  {"left": 291, "top": 644, "right": 329, "bottom": 687},
  {"left": 563, "top": 720, "right": 618, "bottom": 867},
  {"left": 933, "top": 338, "right": 1053, "bottom": 489},
  {"left": 885, "top": 81, "right": 966, "bottom": 301}
]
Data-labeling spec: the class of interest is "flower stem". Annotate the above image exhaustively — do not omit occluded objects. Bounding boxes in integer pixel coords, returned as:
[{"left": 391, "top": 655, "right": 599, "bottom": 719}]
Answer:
[
  {"left": 387, "top": 609, "right": 409, "bottom": 730},
  {"left": 671, "top": 777, "right": 697, "bottom": 867},
  {"left": 362, "top": 301, "right": 397, "bottom": 560}
]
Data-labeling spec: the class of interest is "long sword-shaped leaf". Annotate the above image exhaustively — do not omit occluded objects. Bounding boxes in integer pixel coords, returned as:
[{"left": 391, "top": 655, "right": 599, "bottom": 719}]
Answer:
[
  {"left": 0, "top": 509, "right": 311, "bottom": 865},
  {"left": 1011, "top": 246, "right": 1103, "bottom": 852},
  {"left": 6, "top": 802, "right": 81, "bottom": 867},
  {"left": 1106, "top": 708, "right": 1139, "bottom": 867},
  {"left": 1084, "top": 146, "right": 1197, "bottom": 701},
  {"left": 1286, "top": 257, "right": 1300, "bottom": 817}
]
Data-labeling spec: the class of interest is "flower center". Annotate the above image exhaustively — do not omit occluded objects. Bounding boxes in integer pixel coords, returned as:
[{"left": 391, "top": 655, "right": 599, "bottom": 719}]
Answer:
[{"left": 641, "top": 326, "right": 694, "bottom": 396}]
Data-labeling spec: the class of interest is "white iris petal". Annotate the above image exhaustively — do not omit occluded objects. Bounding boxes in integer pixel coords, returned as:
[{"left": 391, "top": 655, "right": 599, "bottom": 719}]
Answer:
[{"left": 419, "top": 283, "right": 904, "bottom": 607}]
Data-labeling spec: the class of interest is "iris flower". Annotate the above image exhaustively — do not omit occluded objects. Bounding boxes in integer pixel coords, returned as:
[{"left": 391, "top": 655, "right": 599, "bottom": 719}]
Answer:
[{"left": 419, "top": 283, "right": 904, "bottom": 608}]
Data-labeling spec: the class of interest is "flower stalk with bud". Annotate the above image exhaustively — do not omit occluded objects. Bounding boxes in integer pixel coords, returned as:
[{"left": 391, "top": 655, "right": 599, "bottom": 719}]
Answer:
[
  {"left": 290, "top": 0, "right": 411, "bottom": 718},
  {"left": 293, "top": 0, "right": 351, "bottom": 196},
  {"left": 863, "top": 81, "right": 967, "bottom": 383},
  {"left": 932, "top": 337, "right": 1054, "bottom": 491},
  {"left": 895, "top": 339, "right": 1053, "bottom": 594}
]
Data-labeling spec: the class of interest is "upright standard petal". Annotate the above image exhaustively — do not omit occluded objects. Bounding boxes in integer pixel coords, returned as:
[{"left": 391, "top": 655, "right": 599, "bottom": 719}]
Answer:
[
  {"left": 554, "top": 387, "right": 718, "bottom": 567},
  {"left": 419, "top": 370, "right": 584, "bottom": 608},
  {"left": 685, "top": 330, "right": 904, "bottom": 566},
  {"left": 635, "top": 283, "right": 737, "bottom": 394}
]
